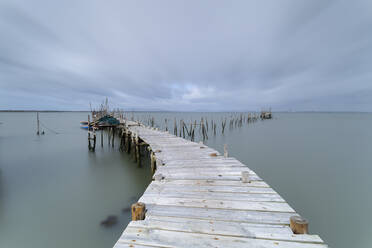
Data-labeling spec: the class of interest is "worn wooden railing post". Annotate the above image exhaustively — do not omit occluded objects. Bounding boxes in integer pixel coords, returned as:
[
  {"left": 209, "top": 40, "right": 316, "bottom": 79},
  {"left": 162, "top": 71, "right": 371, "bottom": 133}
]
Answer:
[
  {"left": 224, "top": 144, "right": 228, "bottom": 158},
  {"left": 131, "top": 202, "right": 146, "bottom": 221},
  {"left": 150, "top": 151, "right": 156, "bottom": 174},
  {"left": 241, "top": 171, "right": 251, "bottom": 183},
  {"left": 290, "top": 216, "right": 309, "bottom": 234}
]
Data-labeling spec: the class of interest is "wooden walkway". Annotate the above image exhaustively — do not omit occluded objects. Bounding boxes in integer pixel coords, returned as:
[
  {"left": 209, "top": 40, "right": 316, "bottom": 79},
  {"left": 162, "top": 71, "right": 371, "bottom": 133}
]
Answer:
[{"left": 113, "top": 121, "right": 327, "bottom": 248}]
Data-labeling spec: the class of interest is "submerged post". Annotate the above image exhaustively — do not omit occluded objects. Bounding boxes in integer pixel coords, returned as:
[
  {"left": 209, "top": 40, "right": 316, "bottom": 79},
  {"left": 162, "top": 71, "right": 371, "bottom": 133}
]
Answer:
[
  {"left": 131, "top": 202, "right": 146, "bottom": 221},
  {"left": 290, "top": 216, "right": 309, "bottom": 234}
]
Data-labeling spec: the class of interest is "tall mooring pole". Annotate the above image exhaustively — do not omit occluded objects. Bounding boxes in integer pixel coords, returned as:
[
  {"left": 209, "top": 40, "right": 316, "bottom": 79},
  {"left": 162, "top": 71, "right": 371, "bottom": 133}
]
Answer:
[{"left": 36, "top": 112, "right": 40, "bottom": 135}]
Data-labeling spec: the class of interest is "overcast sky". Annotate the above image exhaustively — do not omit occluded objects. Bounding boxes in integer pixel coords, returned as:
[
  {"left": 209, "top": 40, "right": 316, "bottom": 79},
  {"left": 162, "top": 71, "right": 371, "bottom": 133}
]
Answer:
[{"left": 0, "top": 0, "right": 371, "bottom": 111}]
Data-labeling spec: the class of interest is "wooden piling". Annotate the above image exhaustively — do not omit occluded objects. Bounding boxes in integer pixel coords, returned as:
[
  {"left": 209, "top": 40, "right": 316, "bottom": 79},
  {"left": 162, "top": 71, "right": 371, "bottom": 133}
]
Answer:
[
  {"left": 93, "top": 131, "right": 96, "bottom": 151},
  {"left": 174, "top": 118, "right": 177, "bottom": 136},
  {"left": 132, "top": 134, "right": 137, "bottom": 162},
  {"left": 290, "top": 216, "right": 309, "bottom": 234},
  {"left": 131, "top": 202, "right": 146, "bottom": 221},
  {"left": 150, "top": 151, "right": 156, "bottom": 174},
  {"left": 136, "top": 135, "right": 141, "bottom": 167},
  {"left": 36, "top": 112, "right": 40, "bottom": 135},
  {"left": 88, "top": 131, "right": 91, "bottom": 149},
  {"left": 241, "top": 171, "right": 251, "bottom": 183},
  {"left": 112, "top": 127, "right": 115, "bottom": 148},
  {"left": 108, "top": 127, "right": 111, "bottom": 146},
  {"left": 126, "top": 131, "right": 131, "bottom": 153}
]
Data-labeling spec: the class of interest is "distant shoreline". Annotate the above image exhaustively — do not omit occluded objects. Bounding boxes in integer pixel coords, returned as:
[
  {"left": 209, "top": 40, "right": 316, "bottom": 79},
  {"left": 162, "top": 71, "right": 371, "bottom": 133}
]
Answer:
[
  {"left": 0, "top": 110, "right": 371, "bottom": 113},
  {"left": 0, "top": 110, "right": 89, "bottom": 112}
]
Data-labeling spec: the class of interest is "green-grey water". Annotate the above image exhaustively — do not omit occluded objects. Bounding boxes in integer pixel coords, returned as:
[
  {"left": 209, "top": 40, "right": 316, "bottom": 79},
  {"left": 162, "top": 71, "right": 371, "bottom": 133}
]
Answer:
[
  {"left": 0, "top": 112, "right": 152, "bottom": 248},
  {"left": 1, "top": 112, "right": 372, "bottom": 248}
]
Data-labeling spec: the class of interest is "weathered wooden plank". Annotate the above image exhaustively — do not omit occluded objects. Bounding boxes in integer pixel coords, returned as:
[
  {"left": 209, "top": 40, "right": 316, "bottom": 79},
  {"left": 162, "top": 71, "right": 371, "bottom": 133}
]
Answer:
[
  {"left": 118, "top": 227, "right": 328, "bottom": 248},
  {"left": 146, "top": 205, "right": 295, "bottom": 225},
  {"left": 130, "top": 216, "right": 324, "bottom": 244},
  {"left": 148, "top": 181, "right": 275, "bottom": 193},
  {"left": 143, "top": 191, "right": 284, "bottom": 202},
  {"left": 156, "top": 166, "right": 252, "bottom": 173},
  {"left": 156, "top": 179, "right": 270, "bottom": 187},
  {"left": 139, "top": 196, "right": 295, "bottom": 212},
  {"left": 153, "top": 173, "right": 262, "bottom": 181},
  {"left": 114, "top": 243, "right": 159, "bottom": 248}
]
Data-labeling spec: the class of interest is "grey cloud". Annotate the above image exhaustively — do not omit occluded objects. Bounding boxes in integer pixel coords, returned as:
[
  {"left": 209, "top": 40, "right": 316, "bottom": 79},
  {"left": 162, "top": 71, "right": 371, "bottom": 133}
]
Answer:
[{"left": 0, "top": 0, "right": 371, "bottom": 111}]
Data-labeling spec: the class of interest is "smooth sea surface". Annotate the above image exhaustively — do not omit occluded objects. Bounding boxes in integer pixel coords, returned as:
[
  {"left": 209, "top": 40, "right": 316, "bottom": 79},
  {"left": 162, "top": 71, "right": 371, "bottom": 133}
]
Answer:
[
  {"left": 1, "top": 111, "right": 372, "bottom": 248},
  {"left": 0, "top": 112, "right": 152, "bottom": 248}
]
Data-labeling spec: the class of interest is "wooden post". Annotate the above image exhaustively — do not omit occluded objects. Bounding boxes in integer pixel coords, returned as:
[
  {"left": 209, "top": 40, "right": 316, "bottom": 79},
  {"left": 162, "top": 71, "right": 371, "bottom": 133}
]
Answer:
[
  {"left": 132, "top": 134, "right": 137, "bottom": 161},
  {"left": 119, "top": 131, "right": 124, "bottom": 151},
  {"left": 224, "top": 144, "right": 228, "bottom": 158},
  {"left": 126, "top": 131, "right": 131, "bottom": 153},
  {"left": 87, "top": 114, "right": 91, "bottom": 150},
  {"left": 101, "top": 129, "right": 103, "bottom": 147},
  {"left": 36, "top": 112, "right": 40, "bottom": 135},
  {"left": 112, "top": 127, "right": 115, "bottom": 148},
  {"left": 123, "top": 130, "right": 127, "bottom": 152},
  {"left": 241, "top": 171, "right": 251, "bottom": 183},
  {"left": 135, "top": 135, "right": 141, "bottom": 167},
  {"left": 131, "top": 202, "right": 146, "bottom": 221},
  {"left": 150, "top": 151, "right": 156, "bottom": 174},
  {"left": 93, "top": 131, "right": 96, "bottom": 151},
  {"left": 108, "top": 127, "right": 111, "bottom": 146},
  {"left": 290, "top": 216, "right": 309, "bottom": 234},
  {"left": 88, "top": 115, "right": 90, "bottom": 130}
]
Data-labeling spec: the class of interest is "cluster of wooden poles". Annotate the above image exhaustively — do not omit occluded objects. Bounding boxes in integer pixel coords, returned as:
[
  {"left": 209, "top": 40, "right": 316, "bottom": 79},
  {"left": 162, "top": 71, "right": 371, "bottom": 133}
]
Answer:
[
  {"left": 87, "top": 122, "right": 158, "bottom": 175},
  {"left": 138, "top": 113, "right": 265, "bottom": 142},
  {"left": 87, "top": 112, "right": 272, "bottom": 170}
]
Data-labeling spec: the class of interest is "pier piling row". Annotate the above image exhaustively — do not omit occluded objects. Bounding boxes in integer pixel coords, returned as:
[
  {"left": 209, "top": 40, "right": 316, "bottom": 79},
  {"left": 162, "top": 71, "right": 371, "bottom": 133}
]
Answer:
[{"left": 108, "top": 119, "right": 326, "bottom": 248}]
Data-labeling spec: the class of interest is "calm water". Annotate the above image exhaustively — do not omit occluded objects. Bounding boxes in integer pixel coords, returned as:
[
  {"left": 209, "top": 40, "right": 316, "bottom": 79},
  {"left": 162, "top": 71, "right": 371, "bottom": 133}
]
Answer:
[
  {"left": 0, "top": 112, "right": 152, "bottom": 248},
  {"left": 1, "top": 112, "right": 372, "bottom": 248}
]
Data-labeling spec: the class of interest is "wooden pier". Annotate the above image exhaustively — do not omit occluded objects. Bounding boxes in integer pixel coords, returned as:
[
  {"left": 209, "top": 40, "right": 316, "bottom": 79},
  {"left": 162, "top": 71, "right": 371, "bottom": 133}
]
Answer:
[{"left": 110, "top": 120, "right": 327, "bottom": 248}]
